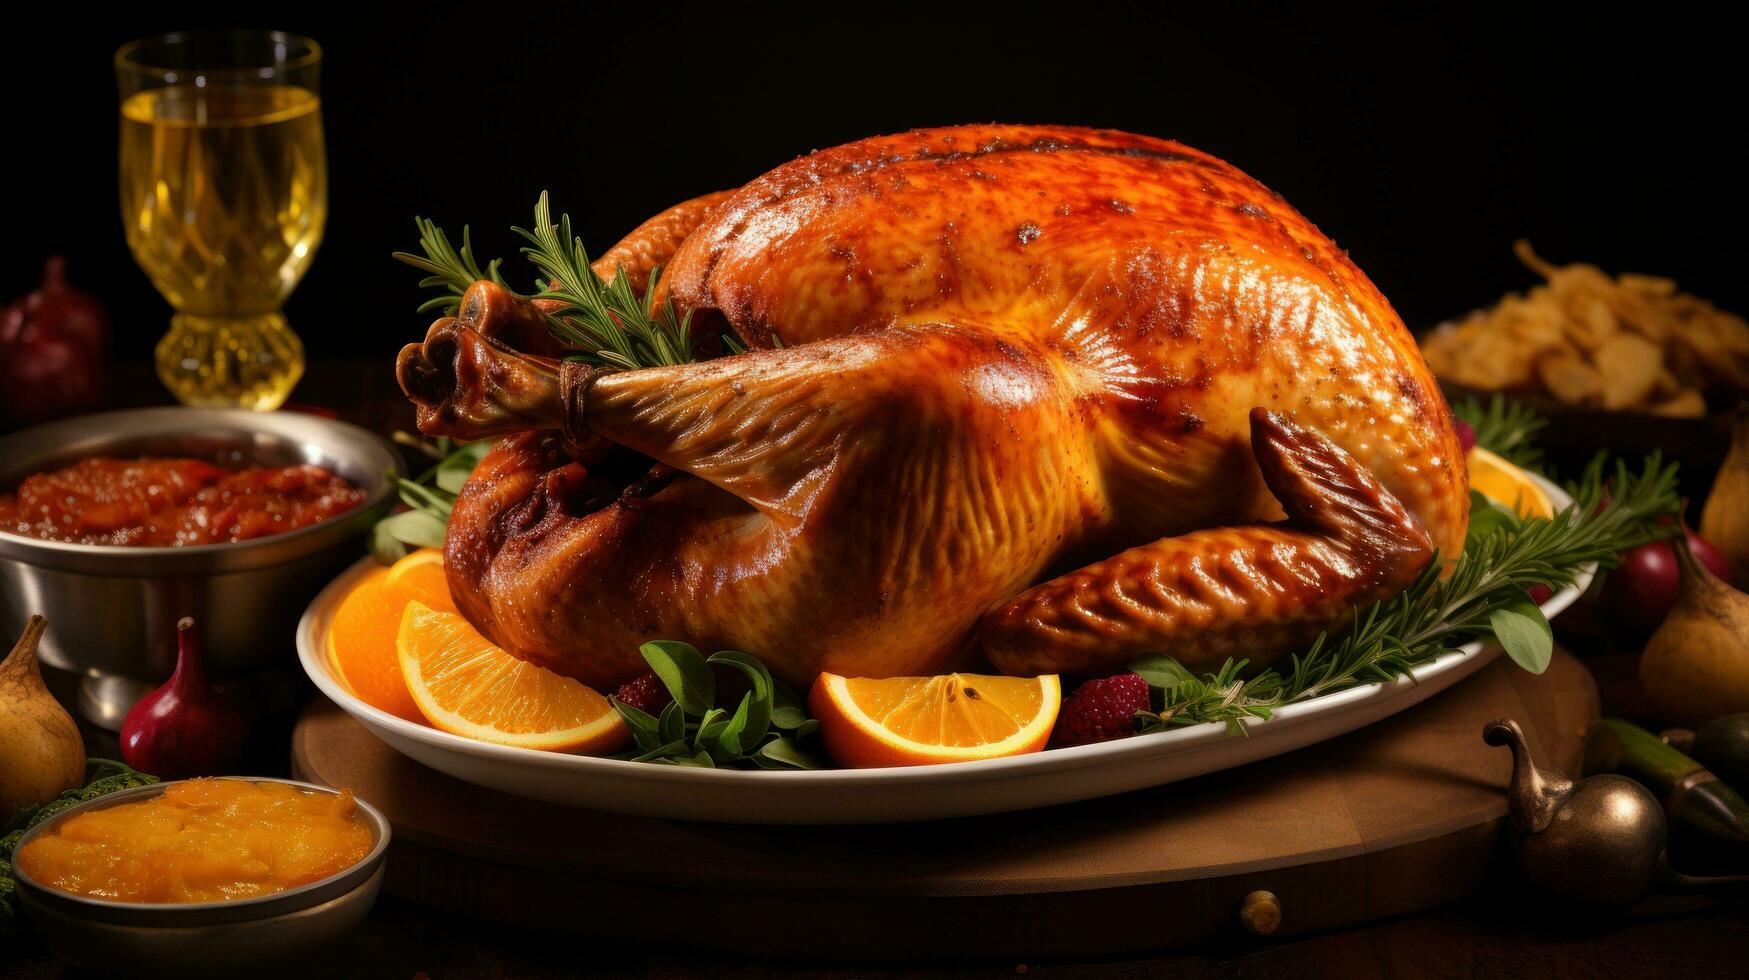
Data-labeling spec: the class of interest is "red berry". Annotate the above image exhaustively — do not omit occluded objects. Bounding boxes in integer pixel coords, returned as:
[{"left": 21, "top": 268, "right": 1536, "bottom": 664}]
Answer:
[
  {"left": 1454, "top": 418, "right": 1477, "bottom": 454},
  {"left": 615, "top": 672, "right": 673, "bottom": 714},
  {"left": 1052, "top": 673, "right": 1151, "bottom": 746},
  {"left": 1527, "top": 583, "right": 1554, "bottom": 605}
]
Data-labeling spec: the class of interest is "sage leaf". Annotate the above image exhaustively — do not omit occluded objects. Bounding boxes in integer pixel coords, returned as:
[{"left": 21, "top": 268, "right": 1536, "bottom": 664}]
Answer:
[
  {"left": 753, "top": 737, "right": 824, "bottom": 770},
  {"left": 610, "top": 697, "right": 659, "bottom": 735},
  {"left": 397, "top": 478, "right": 455, "bottom": 517},
  {"left": 657, "top": 701, "right": 686, "bottom": 746},
  {"left": 770, "top": 677, "right": 809, "bottom": 731},
  {"left": 435, "top": 441, "right": 490, "bottom": 493},
  {"left": 716, "top": 692, "right": 756, "bottom": 758},
  {"left": 369, "top": 519, "right": 413, "bottom": 564},
  {"left": 1465, "top": 490, "right": 1519, "bottom": 547},
  {"left": 1129, "top": 653, "right": 1196, "bottom": 690},
  {"left": 374, "top": 508, "right": 447, "bottom": 550},
  {"left": 641, "top": 641, "right": 715, "bottom": 716},
  {"left": 707, "top": 650, "right": 772, "bottom": 743},
  {"left": 632, "top": 737, "right": 690, "bottom": 762},
  {"left": 1489, "top": 588, "right": 1553, "bottom": 674},
  {"left": 691, "top": 707, "right": 726, "bottom": 751}
]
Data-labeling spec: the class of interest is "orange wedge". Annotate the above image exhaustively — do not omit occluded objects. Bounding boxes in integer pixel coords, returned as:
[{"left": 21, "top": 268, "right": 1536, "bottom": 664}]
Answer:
[
  {"left": 808, "top": 672, "right": 1061, "bottom": 768},
  {"left": 383, "top": 547, "right": 456, "bottom": 613},
  {"left": 1469, "top": 447, "right": 1554, "bottom": 519},
  {"left": 326, "top": 567, "right": 424, "bottom": 723},
  {"left": 326, "top": 549, "right": 459, "bottom": 722},
  {"left": 396, "top": 601, "right": 628, "bottom": 754}
]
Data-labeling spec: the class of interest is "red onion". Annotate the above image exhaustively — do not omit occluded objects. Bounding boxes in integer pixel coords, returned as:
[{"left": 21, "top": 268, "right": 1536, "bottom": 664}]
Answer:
[
  {"left": 120, "top": 617, "right": 247, "bottom": 779},
  {"left": 0, "top": 257, "right": 109, "bottom": 426},
  {"left": 1604, "top": 531, "right": 1732, "bottom": 630}
]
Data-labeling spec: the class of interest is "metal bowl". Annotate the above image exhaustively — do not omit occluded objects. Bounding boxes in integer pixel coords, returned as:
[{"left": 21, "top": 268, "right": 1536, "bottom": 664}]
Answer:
[
  {"left": 0, "top": 408, "right": 398, "bottom": 725},
  {"left": 11, "top": 777, "right": 390, "bottom": 977}
]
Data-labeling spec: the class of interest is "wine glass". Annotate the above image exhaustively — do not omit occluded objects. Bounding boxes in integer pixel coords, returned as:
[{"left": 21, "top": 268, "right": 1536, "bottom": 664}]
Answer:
[{"left": 116, "top": 31, "right": 326, "bottom": 410}]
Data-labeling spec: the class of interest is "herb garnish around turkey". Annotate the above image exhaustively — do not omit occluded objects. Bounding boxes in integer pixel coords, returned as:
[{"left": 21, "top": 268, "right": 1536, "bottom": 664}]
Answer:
[
  {"left": 1454, "top": 393, "right": 1548, "bottom": 475},
  {"left": 370, "top": 435, "right": 491, "bottom": 563},
  {"left": 394, "top": 192, "right": 700, "bottom": 371},
  {"left": 611, "top": 641, "right": 823, "bottom": 769},
  {"left": 1128, "top": 451, "right": 1680, "bottom": 735}
]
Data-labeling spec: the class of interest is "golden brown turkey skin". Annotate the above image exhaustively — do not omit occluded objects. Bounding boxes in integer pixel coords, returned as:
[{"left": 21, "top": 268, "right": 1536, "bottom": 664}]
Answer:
[{"left": 398, "top": 124, "right": 1467, "bottom": 689}]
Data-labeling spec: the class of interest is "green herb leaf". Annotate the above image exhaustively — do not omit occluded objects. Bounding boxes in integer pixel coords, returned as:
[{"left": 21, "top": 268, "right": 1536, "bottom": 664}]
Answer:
[
  {"left": 1130, "top": 451, "right": 1679, "bottom": 734},
  {"left": 1489, "top": 588, "right": 1554, "bottom": 674},
  {"left": 369, "top": 519, "right": 413, "bottom": 564},
  {"left": 1464, "top": 490, "right": 1519, "bottom": 547},
  {"left": 374, "top": 509, "right": 447, "bottom": 551},
  {"left": 715, "top": 692, "right": 756, "bottom": 758},
  {"left": 753, "top": 737, "right": 825, "bottom": 770},
  {"left": 610, "top": 697, "right": 663, "bottom": 752},
  {"left": 707, "top": 650, "right": 774, "bottom": 747},
  {"left": 657, "top": 701, "right": 686, "bottom": 746},
  {"left": 1130, "top": 653, "right": 1197, "bottom": 689},
  {"left": 1455, "top": 394, "right": 1547, "bottom": 474},
  {"left": 640, "top": 641, "right": 716, "bottom": 717},
  {"left": 769, "top": 678, "right": 809, "bottom": 731},
  {"left": 435, "top": 442, "right": 490, "bottom": 494}
]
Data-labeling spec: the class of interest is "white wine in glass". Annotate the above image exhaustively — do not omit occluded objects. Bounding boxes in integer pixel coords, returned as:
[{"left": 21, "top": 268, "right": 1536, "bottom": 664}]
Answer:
[{"left": 116, "top": 31, "right": 326, "bottom": 410}]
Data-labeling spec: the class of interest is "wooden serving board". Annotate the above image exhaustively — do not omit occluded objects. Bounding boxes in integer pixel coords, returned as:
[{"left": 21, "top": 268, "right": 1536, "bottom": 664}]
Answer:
[{"left": 292, "top": 650, "right": 1598, "bottom": 960}]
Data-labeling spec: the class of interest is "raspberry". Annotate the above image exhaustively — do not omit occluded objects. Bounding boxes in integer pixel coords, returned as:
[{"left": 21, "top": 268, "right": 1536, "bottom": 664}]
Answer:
[
  {"left": 615, "top": 672, "right": 673, "bottom": 715},
  {"left": 1454, "top": 418, "right": 1477, "bottom": 454},
  {"left": 1052, "top": 672, "right": 1151, "bottom": 746}
]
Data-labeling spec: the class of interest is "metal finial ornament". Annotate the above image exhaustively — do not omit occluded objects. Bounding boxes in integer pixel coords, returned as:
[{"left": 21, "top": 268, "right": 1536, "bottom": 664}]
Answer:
[{"left": 1484, "top": 718, "right": 1667, "bottom": 908}]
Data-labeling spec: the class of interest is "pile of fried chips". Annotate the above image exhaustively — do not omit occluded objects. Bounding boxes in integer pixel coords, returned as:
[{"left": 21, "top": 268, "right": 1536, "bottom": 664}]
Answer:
[{"left": 1422, "top": 242, "right": 1749, "bottom": 417}]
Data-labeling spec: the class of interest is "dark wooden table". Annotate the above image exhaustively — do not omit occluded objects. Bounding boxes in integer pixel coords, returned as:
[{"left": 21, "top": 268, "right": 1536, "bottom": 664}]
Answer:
[{"left": 5, "top": 360, "right": 1748, "bottom": 979}]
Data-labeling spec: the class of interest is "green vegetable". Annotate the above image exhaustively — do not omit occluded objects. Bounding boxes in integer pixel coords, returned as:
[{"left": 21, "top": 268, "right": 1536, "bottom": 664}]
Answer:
[
  {"left": 1, "top": 758, "right": 156, "bottom": 935},
  {"left": 370, "top": 436, "right": 491, "bottom": 563},
  {"left": 1131, "top": 452, "right": 1679, "bottom": 734},
  {"left": 394, "top": 192, "right": 712, "bottom": 372},
  {"left": 1686, "top": 714, "right": 1749, "bottom": 795},
  {"left": 1586, "top": 718, "right": 1749, "bottom": 874},
  {"left": 611, "top": 642, "right": 822, "bottom": 769},
  {"left": 1454, "top": 393, "right": 1547, "bottom": 475}
]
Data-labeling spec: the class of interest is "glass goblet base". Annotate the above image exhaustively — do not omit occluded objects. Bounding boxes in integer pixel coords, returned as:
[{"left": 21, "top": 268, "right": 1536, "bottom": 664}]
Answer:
[{"left": 155, "top": 312, "right": 306, "bottom": 411}]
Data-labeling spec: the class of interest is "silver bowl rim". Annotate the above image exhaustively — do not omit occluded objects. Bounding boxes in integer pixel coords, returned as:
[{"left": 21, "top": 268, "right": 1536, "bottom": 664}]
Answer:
[
  {"left": 0, "top": 407, "right": 399, "bottom": 564},
  {"left": 10, "top": 776, "right": 391, "bottom": 927}
]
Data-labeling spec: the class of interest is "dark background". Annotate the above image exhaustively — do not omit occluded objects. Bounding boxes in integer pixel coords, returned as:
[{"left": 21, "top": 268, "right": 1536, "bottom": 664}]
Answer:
[{"left": 11, "top": 2, "right": 1745, "bottom": 375}]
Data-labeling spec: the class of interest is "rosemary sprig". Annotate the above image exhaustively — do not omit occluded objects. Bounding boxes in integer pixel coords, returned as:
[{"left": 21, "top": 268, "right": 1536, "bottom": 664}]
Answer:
[
  {"left": 1131, "top": 452, "right": 1679, "bottom": 734},
  {"left": 512, "top": 192, "right": 696, "bottom": 370},
  {"left": 397, "top": 193, "right": 732, "bottom": 371},
  {"left": 392, "top": 218, "right": 506, "bottom": 315},
  {"left": 1454, "top": 393, "right": 1547, "bottom": 474}
]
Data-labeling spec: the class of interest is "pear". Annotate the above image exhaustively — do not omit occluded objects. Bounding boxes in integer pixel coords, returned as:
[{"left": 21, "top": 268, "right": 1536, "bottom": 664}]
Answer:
[
  {"left": 0, "top": 616, "right": 85, "bottom": 813},
  {"left": 1701, "top": 404, "right": 1749, "bottom": 587},
  {"left": 1641, "top": 535, "right": 1749, "bottom": 728}
]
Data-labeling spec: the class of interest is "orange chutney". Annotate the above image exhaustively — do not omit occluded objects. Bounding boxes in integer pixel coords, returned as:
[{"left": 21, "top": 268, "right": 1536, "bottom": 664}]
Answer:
[{"left": 14, "top": 779, "right": 374, "bottom": 904}]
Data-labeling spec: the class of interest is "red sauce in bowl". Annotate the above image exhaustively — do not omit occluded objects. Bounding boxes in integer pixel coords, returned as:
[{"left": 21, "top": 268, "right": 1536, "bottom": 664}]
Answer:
[{"left": 0, "top": 457, "right": 366, "bottom": 546}]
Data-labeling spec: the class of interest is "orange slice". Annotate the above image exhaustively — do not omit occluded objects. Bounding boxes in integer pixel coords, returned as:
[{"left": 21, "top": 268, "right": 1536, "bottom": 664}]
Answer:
[
  {"left": 396, "top": 601, "right": 628, "bottom": 754},
  {"left": 383, "top": 548, "right": 456, "bottom": 613},
  {"left": 326, "top": 550, "right": 459, "bottom": 722},
  {"left": 326, "top": 567, "right": 424, "bottom": 723},
  {"left": 1468, "top": 447, "right": 1554, "bottom": 519},
  {"left": 808, "top": 672, "right": 1061, "bottom": 768}
]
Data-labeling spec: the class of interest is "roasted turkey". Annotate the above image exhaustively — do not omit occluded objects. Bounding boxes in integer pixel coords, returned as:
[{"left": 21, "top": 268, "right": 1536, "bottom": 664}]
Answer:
[{"left": 397, "top": 124, "right": 1468, "bottom": 691}]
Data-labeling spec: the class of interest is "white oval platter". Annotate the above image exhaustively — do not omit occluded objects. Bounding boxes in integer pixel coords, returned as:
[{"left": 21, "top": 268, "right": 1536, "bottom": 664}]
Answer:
[{"left": 299, "top": 476, "right": 1584, "bottom": 825}]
